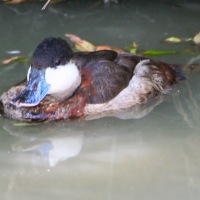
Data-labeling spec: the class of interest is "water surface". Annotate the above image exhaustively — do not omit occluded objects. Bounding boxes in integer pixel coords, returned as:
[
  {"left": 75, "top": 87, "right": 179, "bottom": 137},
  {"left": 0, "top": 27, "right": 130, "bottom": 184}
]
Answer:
[{"left": 0, "top": 1, "right": 200, "bottom": 200}]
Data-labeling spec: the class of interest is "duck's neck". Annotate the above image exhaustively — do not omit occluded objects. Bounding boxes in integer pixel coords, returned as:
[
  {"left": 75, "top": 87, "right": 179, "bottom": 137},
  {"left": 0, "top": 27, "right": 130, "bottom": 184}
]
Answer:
[{"left": 45, "top": 61, "right": 81, "bottom": 101}]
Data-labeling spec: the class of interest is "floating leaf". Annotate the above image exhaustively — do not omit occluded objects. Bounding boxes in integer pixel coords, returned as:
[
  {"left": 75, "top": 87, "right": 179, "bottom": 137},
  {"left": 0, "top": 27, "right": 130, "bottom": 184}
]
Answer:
[
  {"left": 1, "top": 56, "right": 19, "bottom": 64},
  {"left": 142, "top": 50, "right": 177, "bottom": 56},
  {"left": 66, "top": 33, "right": 125, "bottom": 53},
  {"left": 131, "top": 42, "right": 138, "bottom": 48},
  {"left": 162, "top": 37, "right": 181, "bottom": 43},
  {"left": 14, "top": 57, "right": 29, "bottom": 63},
  {"left": 13, "top": 121, "right": 49, "bottom": 126},
  {"left": 66, "top": 34, "right": 96, "bottom": 52},
  {"left": 129, "top": 48, "right": 137, "bottom": 54},
  {"left": 127, "top": 42, "right": 138, "bottom": 54},
  {"left": 4, "top": 0, "right": 26, "bottom": 4},
  {"left": 1, "top": 56, "right": 29, "bottom": 64},
  {"left": 185, "top": 38, "right": 193, "bottom": 42},
  {"left": 13, "top": 123, "right": 37, "bottom": 126},
  {"left": 4, "top": 0, "right": 58, "bottom": 4},
  {"left": 193, "top": 32, "right": 200, "bottom": 44}
]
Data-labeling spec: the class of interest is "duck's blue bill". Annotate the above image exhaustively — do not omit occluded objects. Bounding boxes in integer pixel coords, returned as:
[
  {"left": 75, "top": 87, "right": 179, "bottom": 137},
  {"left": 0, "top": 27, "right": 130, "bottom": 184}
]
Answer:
[{"left": 11, "top": 67, "right": 50, "bottom": 107}]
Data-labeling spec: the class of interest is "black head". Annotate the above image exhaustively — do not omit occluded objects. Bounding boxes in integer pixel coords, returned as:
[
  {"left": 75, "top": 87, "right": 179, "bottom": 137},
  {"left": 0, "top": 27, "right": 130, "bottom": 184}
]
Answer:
[
  {"left": 11, "top": 37, "right": 76, "bottom": 107},
  {"left": 32, "top": 37, "right": 73, "bottom": 69}
]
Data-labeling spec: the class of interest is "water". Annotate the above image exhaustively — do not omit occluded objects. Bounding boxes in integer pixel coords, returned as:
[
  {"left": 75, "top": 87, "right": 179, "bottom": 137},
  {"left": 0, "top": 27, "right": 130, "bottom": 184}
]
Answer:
[{"left": 0, "top": 1, "right": 200, "bottom": 199}]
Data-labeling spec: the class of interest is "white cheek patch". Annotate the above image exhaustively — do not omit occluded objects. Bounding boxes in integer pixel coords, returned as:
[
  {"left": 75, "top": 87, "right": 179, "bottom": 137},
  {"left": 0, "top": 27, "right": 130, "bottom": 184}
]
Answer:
[{"left": 45, "top": 62, "right": 81, "bottom": 95}]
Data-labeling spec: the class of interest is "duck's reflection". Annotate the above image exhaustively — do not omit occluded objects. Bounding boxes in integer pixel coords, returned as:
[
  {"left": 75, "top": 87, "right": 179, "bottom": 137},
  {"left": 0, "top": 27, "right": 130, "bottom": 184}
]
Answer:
[
  {"left": 3, "top": 120, "right": 84, "bottom": 167},
  {"left": 3, "top": 95, "right": 166, "bottom": 167},
  {"left": 12, "top": 134, "right": 83, "bottom": 167}
]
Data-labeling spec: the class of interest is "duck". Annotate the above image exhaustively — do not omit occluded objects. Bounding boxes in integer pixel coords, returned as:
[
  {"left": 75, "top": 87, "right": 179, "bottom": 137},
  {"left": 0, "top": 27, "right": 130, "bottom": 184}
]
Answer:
[{"left": 0, "top": 37, "right": 184, "bottom": 121}]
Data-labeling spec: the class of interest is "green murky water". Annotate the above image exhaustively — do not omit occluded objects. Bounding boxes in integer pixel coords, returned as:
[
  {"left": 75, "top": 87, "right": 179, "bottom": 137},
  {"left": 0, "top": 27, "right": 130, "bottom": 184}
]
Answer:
[{"left": 0, "top": 1, "right": 200, "bottom": 199}]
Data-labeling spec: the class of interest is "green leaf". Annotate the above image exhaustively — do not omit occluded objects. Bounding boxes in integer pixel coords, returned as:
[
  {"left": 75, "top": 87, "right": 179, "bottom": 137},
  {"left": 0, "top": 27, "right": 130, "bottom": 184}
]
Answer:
[
  {"left": 13, "top": 121, "right": 50, "bottom": 126},
  {"left": 128, "top": 48, "right": 137, "bottom": 54},
  {"left": 126, "top": 42, "right": 138, "bottom": 54},
  {"left": 142, "top": 50, "right": 177, "bottom": 56},
  {"left": 13, "top": 57, "right": 29, "bottom": 63},
  {"left": 13, "top": 123, "right": 35, "bottom": 126}
]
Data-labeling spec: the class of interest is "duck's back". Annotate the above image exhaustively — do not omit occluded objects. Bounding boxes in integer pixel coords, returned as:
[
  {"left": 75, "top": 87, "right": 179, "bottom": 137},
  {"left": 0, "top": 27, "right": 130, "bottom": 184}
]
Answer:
[{"left": 73, "top": 50, "right": 143, "bottom": 104}]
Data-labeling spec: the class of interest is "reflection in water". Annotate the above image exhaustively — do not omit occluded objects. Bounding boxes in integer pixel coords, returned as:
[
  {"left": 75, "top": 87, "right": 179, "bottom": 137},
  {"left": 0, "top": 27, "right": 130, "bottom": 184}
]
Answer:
[
  {"left": 4, "top": 122, "right": 83, "bottom": 167},
  {"left": 3, "top": 96, "right": 163, "bottom": 167},
  {"left": 12, "top": 133, "right": 83, "bottom": 167},
  {"left": 173, "top": 72, "right": 200, "bottom": 130}
]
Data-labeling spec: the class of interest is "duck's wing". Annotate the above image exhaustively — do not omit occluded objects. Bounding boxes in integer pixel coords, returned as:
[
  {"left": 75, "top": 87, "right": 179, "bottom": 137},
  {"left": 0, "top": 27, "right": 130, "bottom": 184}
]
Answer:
[{"left": 74, "top": 50, "right": 141, "bottom": 104}]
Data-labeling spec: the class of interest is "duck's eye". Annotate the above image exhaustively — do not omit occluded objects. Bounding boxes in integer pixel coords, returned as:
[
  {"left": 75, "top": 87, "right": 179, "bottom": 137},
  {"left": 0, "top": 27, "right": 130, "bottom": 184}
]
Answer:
[{"left": 55, "top": 59, "right": 61, "bottom": 66}]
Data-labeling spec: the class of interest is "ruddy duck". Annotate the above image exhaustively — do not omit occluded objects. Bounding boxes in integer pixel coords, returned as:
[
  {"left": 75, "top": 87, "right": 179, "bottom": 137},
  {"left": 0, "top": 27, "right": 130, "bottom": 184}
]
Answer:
[{"left": 0, "top": 37, "right": 184, "bottom": 121}]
